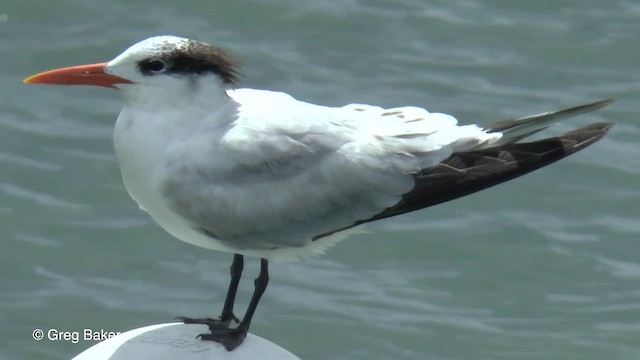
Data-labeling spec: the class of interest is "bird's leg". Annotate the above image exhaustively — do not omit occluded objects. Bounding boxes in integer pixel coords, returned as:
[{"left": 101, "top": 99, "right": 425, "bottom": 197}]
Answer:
[
  {"left": 236, "top": 258, "right": 269, "bottom": 332},
  {"left": 219, "top": 254, "right": 244, "bottom": 325},
  {"left": 198, "top": 258, "right": 269, "bottom": 351},
  {"left": 177, "top": 254, "right": 244, "bottom": 329}
]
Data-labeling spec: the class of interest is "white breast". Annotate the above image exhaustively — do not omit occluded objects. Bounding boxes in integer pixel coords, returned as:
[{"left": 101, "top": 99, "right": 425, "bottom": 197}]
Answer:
[
  {"left": 111, "top": 86, "right": 500, "bottom": 261},
  {"left": 112, "top": 105, "right": 242, "bottom": 254}
]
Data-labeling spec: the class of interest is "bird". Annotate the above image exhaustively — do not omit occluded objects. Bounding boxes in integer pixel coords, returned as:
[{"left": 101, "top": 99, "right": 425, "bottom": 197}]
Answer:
[{"left": 24, "top": 35, "right": 614, "bottom": 351}]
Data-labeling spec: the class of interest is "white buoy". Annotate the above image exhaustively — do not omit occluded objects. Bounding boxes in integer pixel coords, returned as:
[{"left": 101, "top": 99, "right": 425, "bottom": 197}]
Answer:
[{"left": 72, "top": 323, "right": 301, "bottom": 360}]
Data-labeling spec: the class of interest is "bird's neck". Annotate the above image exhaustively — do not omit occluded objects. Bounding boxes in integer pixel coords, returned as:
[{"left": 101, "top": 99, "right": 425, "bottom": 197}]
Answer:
[{"left": 119, "top": 79, "right": 239, "bottom": 128}]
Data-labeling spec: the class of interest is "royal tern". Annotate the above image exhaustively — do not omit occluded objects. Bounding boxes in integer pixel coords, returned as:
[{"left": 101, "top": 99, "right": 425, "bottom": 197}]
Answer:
[{"left": 24, "top": 35, "right": 613, "bottom": 350}]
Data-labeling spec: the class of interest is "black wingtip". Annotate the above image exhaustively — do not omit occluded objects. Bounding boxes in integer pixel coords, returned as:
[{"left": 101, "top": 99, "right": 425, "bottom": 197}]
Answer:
[
  {"left": 566, "top": 121, "right": 615, "bottom": 134},
  {"left": 562, "top": 121, "right": 614, "bottom": 154},
  {"left": 487, "top": 99, "right": 615, "bottom": 134},
  {"left": 594, "top": 98, "right": 615, "bottom": 106},
  {"left": 575, "top": 99, "right": 615, "bottom": 112},
  {"left": 329, "top": 121, "right": 615, "bottom": 231}
]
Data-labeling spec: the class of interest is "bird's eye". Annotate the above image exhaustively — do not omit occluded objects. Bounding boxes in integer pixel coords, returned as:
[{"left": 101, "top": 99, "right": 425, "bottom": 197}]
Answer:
[{"left": 146, "top": 59, "right": 165, "bottom": 73}]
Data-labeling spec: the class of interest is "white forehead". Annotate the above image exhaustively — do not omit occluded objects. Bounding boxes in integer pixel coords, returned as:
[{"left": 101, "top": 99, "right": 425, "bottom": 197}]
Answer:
[
  {"left": 104, "top": 35, "right": 238, "bottom": 86},
  {"left": 108, "top": 35, "right": 190, "bottom": 64}
]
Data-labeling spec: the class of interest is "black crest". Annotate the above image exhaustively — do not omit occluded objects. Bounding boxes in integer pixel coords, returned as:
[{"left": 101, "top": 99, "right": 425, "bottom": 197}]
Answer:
[{"left": 138, "top": 40, "right": 240, "bottom": 84}]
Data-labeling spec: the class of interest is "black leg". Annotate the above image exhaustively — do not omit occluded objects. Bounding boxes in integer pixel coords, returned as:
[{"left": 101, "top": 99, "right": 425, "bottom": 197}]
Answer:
[
  {"left": 197, "top": 258, "right": 270, "bottom": 351},
  {"left": 237, "top": 258, "right": 268, "bottom": 332},
  {"left": 219, "top": 254, "right": 243, "bottom": 325},
  {"left": 177, "top": 254, "right": 244, "bottom": 328}
]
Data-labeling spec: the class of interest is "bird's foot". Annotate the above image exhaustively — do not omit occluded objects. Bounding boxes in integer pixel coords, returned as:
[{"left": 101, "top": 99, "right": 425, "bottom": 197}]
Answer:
[
  {"left": 197, "top": 327, "right": 247, "bottom": 351},
  {"left": 176, "top": 314, "right": 238, "bottom": 331}
]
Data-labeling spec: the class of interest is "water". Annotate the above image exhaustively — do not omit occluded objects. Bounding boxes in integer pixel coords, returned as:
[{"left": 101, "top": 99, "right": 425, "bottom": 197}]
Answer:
[{"left": 2, "top": 1, "right": 639, "bottom": 359}]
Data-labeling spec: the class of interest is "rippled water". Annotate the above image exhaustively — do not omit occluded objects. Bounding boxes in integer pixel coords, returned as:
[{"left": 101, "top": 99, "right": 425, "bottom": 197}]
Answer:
[{"left": 2, "top": 1, "right": 639, "bottom": 359}]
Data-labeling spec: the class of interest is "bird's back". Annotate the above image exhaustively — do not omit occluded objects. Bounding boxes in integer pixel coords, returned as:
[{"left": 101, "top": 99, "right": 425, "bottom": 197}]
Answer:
[{"left": 149, "top": 89, "right": 499, "bottom": 255}]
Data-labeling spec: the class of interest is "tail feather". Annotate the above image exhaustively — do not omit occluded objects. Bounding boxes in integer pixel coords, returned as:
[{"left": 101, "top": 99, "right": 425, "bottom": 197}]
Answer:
[
  {"left": 312, "top": 101, "right": 614, "bottom": 241},
  {"left": 369, "top": 122, "right": 614, "bottom": 222},
  {"left": 480, "top": 99, "right": 614, "bottom": 148}
]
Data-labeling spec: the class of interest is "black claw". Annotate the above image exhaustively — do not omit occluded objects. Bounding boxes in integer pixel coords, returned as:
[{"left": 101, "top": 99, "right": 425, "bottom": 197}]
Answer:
[
  {"left": 177, "top": 316, "right": 228, "bottom": 330},
  {"left": 197, "top": 328, "right": 247, "bottom": 351},
  {"left": 196, "top": 333, "right": 210, "bottom": 340},
  {"left": 220, "top": 313, "right": 240, "bottom": 325},
  {"left": 176, "top": 316, "right": 209, "bottom": 324},
  {"left": 177, "top": 255, "right": 266, "bottom": 352}
]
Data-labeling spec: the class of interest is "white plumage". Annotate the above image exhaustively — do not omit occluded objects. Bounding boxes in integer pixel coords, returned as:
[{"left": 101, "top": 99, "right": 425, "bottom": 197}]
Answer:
[
  {"left": 96, "top": 36, "right": 613, "bottom": 262},
  {"left": 114, "top": 77, "right": 500, "bottom": 259},
  {"left": 23, "top": 35, "right": 613, "bottom": 351}
]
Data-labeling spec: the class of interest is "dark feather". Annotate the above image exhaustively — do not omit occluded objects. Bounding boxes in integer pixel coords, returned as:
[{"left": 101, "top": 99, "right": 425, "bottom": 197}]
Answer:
[
  {"left": 138, "top": 40, "right": 240, "bottom": 84},
  {"left": 484, "top": 99, "right": 614, "bottom": 145},
  {"left": 313, "top": 122, "right": 613, "bottom": 240}
]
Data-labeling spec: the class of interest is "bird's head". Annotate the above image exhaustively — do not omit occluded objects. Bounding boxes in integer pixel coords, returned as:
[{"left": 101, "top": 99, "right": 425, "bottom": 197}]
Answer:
[{"left": 24, "top": 35, "right": 240, "bottom": 97}]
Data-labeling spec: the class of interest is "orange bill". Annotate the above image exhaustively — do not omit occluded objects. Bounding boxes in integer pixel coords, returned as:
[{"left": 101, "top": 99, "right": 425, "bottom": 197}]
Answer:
[{"left": 24, "top": 63, "right": 132, "bottom": 89}]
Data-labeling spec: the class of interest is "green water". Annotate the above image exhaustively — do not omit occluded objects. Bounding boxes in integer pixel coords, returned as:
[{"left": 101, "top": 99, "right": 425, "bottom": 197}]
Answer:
[{"left": 1, "top": 1, "right": 639, "bottom": 359}]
